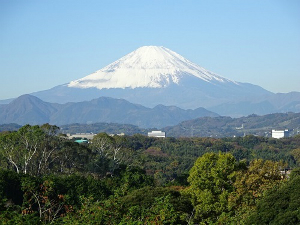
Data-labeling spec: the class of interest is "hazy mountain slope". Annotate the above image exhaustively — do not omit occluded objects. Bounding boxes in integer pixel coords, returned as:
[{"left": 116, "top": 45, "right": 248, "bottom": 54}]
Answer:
[
  {"left": 0, "top": 123, "right": 21, "bottom": 132},
  {"left": 49, "top": 97, "right": 219, "bottom": 128},
  {"left": 0, "top": 95, "right": 218, "bottom": 128},
  {"left": 31, "top": 80, "right": 271, "bottom": 110},
  {"left": 209, "top": 92, "right": 300, "bottom": 117},
  {"left": 208, "top": 100, "right": 277, "bottom": 117},
  {"left": 264, "top": 92, "right": 300, "bottom": 111},
  {"left": 0, "top": 95, "right": 59, "bottom": 125}
]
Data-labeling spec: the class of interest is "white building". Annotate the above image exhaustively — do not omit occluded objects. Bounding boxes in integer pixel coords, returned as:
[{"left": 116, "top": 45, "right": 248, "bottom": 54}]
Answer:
[
  {"left": 272, "top": 129, "right": 289, "bottom": 139},
  {"left": 148, "top": 131, "right": 166, "bottom": 138},
  {"left": 67, "top": 133, "right": 96, "bottom": 140}
]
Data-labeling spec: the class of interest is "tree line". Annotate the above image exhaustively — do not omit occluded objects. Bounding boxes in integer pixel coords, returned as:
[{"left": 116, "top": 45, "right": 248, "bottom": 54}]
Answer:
[{"left": 0, "top": 124, "right": 300, "bottom": 224}]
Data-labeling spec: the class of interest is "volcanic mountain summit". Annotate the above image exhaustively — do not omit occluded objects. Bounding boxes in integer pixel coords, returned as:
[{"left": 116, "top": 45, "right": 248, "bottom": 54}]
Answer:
[
  {"left": 68, "top": 46, "right": 236, "bottom": 89},
  {"left": 30, "top": 45, "right": 274, "bottom": 115}
]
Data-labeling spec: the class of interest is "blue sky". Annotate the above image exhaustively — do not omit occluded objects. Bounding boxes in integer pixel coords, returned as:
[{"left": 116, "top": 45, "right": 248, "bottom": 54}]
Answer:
[{"left": 1, "top": 0, "right": 300, "bottom": 99}]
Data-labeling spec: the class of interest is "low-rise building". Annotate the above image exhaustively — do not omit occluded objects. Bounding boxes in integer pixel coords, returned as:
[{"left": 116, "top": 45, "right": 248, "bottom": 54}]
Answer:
[
  {"left": 67, "top": 133, "right": 96, "bottom": 140},
  {"left": 148, "top": 130, "right": 166, "bottom": 138},
  {"left": 272, "top": 129, "right": 289, "bottom": 139}
]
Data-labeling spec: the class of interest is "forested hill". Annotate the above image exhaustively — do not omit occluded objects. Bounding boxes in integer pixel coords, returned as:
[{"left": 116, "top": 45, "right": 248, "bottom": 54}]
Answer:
[
  {"left": 61, "top": 112, "right": 300, "bottom": 137},
  {"left": 164, "top": 112, "right": 300, "bottom": 137},
  {"left": 2, "top": 112, "right": 300, "bottom": 138}
]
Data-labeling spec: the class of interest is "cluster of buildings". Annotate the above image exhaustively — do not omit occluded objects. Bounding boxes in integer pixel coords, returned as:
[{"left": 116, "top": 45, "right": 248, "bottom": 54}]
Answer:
[{"left": 66, "top": 129, "right": 292, "bottom": 142}]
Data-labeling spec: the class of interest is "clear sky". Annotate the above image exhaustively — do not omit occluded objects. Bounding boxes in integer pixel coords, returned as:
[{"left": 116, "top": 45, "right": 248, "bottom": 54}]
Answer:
[{"left": 1, "top": 0, "right": 300, "bottom": 99}]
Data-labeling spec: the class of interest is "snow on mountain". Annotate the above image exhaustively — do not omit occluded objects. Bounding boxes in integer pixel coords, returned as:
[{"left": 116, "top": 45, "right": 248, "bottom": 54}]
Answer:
[
  {"left": 68, "top": 46, "right": 237, "bottom": 89},
  {"left": 2, "top": 45, "right": 287, "bottom": 117}
]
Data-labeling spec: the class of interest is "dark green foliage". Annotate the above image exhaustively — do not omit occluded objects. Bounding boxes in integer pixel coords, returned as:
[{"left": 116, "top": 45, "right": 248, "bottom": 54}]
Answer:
[
  {"left": 0, "top": 170, "right": 112, "bottom": 223},
  {"left": 0, "top": 169, "right": 23, "bottom": 210},
  {"left": 247, "top": 169, "right": 300, "bottom": 225},
  {"left": 119, "top": 194, "right": 186, "bottom": 224},
  {"left": 120, "top": 186, "right": 191, "bottom": 213},
  {"left": 113, "top": 166, "right": 154, "bottom": 195},
  {"left": 0, "top": 210, "right": 41, "bottom": 225},
  {"left": 39, "top": 174, "right": 111, "bottom": 207},
  {"left": 187, "top": 152, "right": 239, "bottom": 224},
  {"left": 1, "top": 124, "right": 300, "bottom": 224},
  {"left": 61, "top": 187, "right": 191, "bottom": 224}
]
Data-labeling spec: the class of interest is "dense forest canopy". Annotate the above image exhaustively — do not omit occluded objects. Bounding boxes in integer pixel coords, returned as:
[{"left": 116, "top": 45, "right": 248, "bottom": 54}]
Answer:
[{"left": 0, "top": 124, "right": 299, "bottom": 224}]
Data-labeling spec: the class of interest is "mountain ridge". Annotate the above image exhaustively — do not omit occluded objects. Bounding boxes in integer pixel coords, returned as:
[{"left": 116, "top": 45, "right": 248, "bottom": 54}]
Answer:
[{"left": 0, "top": 94, "right": 218, "bottom": 128}]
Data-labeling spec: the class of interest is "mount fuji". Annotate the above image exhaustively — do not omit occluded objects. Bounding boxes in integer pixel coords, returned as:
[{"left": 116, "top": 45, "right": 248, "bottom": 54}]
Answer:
[
  {"left": 28, "top": 46, "right": 272, "bottom": 111},
  {"left": 4, "top": 46, "right": 300, "bottom": 116},
  {"left": 68, "top": 46, "right": 236, "bottom": 89}
]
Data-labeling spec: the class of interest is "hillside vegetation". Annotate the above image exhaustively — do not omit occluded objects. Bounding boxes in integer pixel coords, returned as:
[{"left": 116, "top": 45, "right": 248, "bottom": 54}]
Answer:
[
  {"left": 165, "top": 112, "right": 300, "bottom": 137},
  {"left": 0, "top": 124, "right": 300, "bottom": 224}
]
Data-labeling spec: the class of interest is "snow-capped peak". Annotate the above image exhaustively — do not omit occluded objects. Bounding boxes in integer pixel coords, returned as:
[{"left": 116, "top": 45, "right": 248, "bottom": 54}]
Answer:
[{"left": 68, "top": 46, "right": 236, "bottom": 89}]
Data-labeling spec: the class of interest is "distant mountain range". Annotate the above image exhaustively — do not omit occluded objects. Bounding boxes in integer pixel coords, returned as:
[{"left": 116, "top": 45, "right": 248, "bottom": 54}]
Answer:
[
  {"left": 3, "top": 111, "right": 299, "bottom": 139},
  {"left": 1, "top": 102, "right": 299, "bottom": 138},
  {"left": 1, "top": 46, "right": 300, "bottom": 116},
  {"left": 0, "top": 94, "right": 218, "bottom": 128}
]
